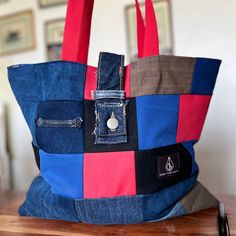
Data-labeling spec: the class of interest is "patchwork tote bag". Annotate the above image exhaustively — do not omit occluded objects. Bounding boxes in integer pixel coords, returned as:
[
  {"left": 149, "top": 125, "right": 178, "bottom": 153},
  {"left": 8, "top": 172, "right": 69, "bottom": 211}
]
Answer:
[{"left": 8, "top": 0, "right": 222, "bottom": 225}]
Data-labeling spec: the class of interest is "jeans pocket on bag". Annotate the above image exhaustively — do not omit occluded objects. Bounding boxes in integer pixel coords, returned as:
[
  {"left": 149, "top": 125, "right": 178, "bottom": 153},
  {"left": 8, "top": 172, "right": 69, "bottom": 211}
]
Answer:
[
  {"left": 94, "top": 100, "right": 128, "bottom": 144},
  {"left": 35, "top": 100, "right": 84, "bottom": 153}
]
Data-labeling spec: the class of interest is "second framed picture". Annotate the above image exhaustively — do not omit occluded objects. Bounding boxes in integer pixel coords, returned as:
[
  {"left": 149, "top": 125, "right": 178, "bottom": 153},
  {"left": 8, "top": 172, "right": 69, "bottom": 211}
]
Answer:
[
  {"left": 39, "top": 0, "right": 67, "bottom": 8},
  {"left": 126, "top": 0, "right": 173, "bottom": 61},
  {"left": 45, "top": 19, "right": 65, "bottom": 61}
]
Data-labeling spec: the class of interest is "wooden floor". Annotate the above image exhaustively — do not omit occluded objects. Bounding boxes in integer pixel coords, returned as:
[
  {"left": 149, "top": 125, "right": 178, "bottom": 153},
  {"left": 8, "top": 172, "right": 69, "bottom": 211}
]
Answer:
[{"left": 0, "top": 191, "right": 235, "bottom": 236}]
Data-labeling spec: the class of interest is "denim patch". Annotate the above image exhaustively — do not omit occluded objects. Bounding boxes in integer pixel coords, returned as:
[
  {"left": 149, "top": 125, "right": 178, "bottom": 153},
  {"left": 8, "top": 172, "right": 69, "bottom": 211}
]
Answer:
[
  {"left": 35, "top": 101, "right": 84, "bottom": 153},
  {"left": 136, "top": 95, "right": 180, "bottom": 150},
  {"left": 94, "top": 100, "right": 128, "bottom": 144},
  {"left": 84, "top": 99, "right": 138, "bottom": 153},
  {"left": 40, "top": 150, "right": 84, "bottom": 199},
  {"left": 92, "top": 52, "right": 128, "bottom": 145},
  {"left": 191, "top": 58, "right": 221, "bottom": 95},
  {"left": 135, "top": 144, "right": 193, "bottom": 195}
]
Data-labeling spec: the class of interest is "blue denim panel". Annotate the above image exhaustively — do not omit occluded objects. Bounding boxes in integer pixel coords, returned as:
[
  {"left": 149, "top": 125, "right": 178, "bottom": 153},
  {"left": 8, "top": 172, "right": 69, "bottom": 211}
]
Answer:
[
  {"left": 191, "top": 58, "right": 221, "bottom": 95},
  {"left": 154, "top": 202, "right": 186, "bottom": 222},
  {"left": 75, "top": 196, "right": 143, "bottom": 225},
  {"left": 36, "top": 101, "right": 84, "bottom": 153},
  {"left": 143, "top": 173, "right": 198, "bottom": 221},
  {"left": 97, "top": 53, "right": 125, "bottom": 90},
  {"left": 94, "top": 100, "right": 128, "bottom": 144},
  {"left": 40, "top": 150, "right": 84, "bottom": 199},
  {"left": 136, "top": 95, "right": 180, "bottom": 150},
  {"left": 8, "top": 61, "right": 86, "bottom": 102},
  {"left": 8, "top": 61, "right": 86, "bottom": 145},
  {"left": 18, "top": 176, "right": 80, "bottom": 222},
  {"left": 182, "top": 141, "right": 199, "bottom": 175}
]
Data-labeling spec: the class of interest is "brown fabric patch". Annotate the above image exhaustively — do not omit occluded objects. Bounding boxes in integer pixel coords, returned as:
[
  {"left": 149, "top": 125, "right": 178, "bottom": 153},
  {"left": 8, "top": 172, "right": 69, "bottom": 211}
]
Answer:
[
  {"left": 180, "top": 182, "right": 219, "bottom": 214},
  {"left": 130, "top": 55, "right": 196, "bottom": 97}
]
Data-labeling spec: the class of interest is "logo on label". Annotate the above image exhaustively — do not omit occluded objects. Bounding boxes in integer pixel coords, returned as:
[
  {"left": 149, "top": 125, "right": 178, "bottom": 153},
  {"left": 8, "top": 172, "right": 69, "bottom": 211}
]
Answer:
[
  {"left": 157, "top": 153, "right": 180, "bottom": 179},
  {"left": 165, "top": 157, "right": 174, "bottom": 172}
]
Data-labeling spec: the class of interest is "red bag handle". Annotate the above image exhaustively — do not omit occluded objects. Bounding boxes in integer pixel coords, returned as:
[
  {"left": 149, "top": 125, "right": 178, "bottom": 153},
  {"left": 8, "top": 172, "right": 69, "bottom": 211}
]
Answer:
[{"left": 62, "top": 0, "right": 159, "bottom": 64}]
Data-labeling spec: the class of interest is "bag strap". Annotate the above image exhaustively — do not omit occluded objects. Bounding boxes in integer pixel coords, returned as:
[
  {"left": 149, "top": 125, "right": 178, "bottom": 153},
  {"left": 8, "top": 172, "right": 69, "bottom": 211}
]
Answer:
[{"left": 62, "top": 0, "right": 159, "bottom": 64}]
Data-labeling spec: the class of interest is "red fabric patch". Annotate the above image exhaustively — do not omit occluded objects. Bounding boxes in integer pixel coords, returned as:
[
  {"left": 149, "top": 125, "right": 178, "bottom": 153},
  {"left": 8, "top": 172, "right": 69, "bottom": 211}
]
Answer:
[
  {"left": 84, "top": 151, "right": 136, "bottom": 198},
  {"left": 84, "top": 65, "right": 131, "bottom": 100},
  {"left": 177, "top": 95, "right": 212, "bottom": 143}
]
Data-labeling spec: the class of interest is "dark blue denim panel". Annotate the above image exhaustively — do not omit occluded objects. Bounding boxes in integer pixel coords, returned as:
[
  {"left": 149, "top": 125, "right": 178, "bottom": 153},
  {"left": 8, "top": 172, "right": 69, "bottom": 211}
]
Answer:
[
  {"left": 40, "top": 151, "right": 84, "bottom": 199},
  {"left": 75, "top": 196, "right": 143, "bottom": 225},
  {"left": 94, "top": 100, "right": 128, "bottom": 144},
  {"left": 191, "top": 58, "right": 222, "bottom": 95},
  {"left": 97, "top": 52, "right": 125, "bottom": 90},
  {"left": 8, "top": 61, "right": 86, "bottom": 145},
  {"left": 35, "top": 101, "right": 84, "bottom": 153},
  {"left": 18, "top": 176, "right": 80, "bottom": 222}
]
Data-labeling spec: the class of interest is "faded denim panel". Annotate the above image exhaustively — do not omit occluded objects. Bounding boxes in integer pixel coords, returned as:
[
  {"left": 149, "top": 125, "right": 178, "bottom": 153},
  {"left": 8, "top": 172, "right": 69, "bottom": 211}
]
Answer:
[
  {"left": 130, "top": 56, "right": 196, "bottom": 97},
  {"left": 35, "top": 101, "right": 84, "bottom": 153},
  {"left": 8, "top": 61, "right": 86, "bottom": 145},
  {"left": 19, "top": 174, "right": 199, "bottom": 224},
  {"left": 75, "top": 196, "right": 143, "bottom": 225},
  {"left": 18, "top": 176, "right": 80, "bottom": 222},
  {"left": 191, "top": 58, "right": 222, "bottom": 95},
  {"left": 143, "top": 173, "right": 198, "bottom": 221}
]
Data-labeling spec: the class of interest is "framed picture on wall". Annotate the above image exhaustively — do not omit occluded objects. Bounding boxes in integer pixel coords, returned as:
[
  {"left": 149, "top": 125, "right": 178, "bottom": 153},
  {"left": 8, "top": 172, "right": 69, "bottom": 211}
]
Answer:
[
  {"left": 39, "top": 0, "right": 67, "bottom": 8},
  {"left": 45, "top": 18, "right": 65, "bottom": 61},
  {"left": 126, "top": 0, "right": 173, "bottom": 61},
  {"left": 0, "top": 10, "right": 35, "bottom": 56}
]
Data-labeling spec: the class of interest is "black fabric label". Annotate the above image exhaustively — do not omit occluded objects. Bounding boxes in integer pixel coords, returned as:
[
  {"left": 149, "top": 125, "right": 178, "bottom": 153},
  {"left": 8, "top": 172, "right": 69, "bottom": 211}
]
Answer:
[{"left": 157, "top": 153, "right": 180, "bottom": 179}]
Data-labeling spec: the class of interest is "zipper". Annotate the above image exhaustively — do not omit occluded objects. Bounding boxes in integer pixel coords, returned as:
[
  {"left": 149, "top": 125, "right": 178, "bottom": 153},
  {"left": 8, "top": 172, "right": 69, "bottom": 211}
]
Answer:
[{"left": 36, "top": 117, "right": 83, "bottom": 128}]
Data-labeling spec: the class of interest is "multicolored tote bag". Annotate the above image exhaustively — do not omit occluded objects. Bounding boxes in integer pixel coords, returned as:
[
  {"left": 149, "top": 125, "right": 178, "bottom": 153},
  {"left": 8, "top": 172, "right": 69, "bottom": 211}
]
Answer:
[{"left": 8, "top": 0, "right": 222, "bottom": 224}]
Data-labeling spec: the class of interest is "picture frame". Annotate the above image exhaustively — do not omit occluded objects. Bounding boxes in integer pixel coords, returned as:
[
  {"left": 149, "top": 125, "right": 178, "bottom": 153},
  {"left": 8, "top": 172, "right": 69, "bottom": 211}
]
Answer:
[
  {"left": 38, "top": 0, "right": 67, "bottom": 8},
  {"left": 0, "top": 10, "right": 35, "bottom": 56},
  {"left": 126, "top": 0, "right": 173, "bottom": 61},
  {"left": 45, "top": 18, "right": 65, "bottom": 61}
]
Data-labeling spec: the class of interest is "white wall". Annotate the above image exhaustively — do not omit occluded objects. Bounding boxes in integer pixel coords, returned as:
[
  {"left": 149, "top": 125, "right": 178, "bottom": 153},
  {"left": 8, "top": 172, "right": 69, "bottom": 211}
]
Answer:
[{"left": 0, "top": 0, "right": 235, "bottom": 195}]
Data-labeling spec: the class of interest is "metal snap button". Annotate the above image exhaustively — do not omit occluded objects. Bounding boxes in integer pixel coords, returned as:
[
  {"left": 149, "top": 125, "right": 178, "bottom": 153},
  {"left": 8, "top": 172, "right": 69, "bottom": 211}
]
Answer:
[{"left": 107, "top": 112, "right": 119, "bottom": 131}]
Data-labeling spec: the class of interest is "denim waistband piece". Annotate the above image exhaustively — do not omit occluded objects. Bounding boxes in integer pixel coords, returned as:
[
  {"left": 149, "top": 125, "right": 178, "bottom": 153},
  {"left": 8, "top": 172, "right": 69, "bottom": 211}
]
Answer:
[{"left": 93, "top": 52, "right": 128, "bottom": 145}]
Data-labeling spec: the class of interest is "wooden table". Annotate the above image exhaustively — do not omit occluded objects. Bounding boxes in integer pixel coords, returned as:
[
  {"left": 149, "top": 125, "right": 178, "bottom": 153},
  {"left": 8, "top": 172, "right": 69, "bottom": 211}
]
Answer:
[{"left": 0, "top": 191, "right": 235, "bottom": 235}]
